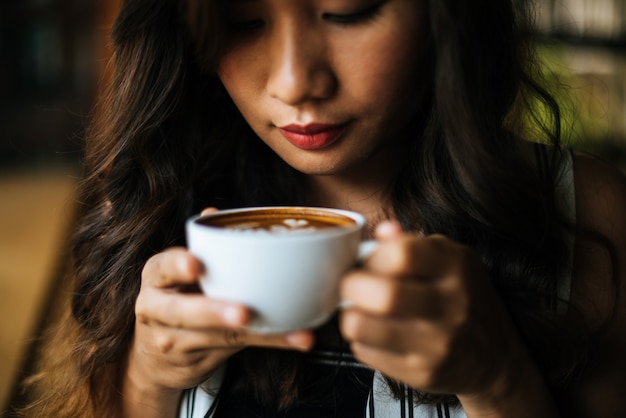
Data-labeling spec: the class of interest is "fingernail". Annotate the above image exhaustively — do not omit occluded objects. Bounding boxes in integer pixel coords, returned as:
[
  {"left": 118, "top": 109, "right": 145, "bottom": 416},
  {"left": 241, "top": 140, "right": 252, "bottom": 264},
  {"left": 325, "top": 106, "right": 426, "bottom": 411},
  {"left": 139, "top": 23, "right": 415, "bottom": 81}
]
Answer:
[
  {"left": 375, "top": 220, "right": 402, "bottom": 237},
  {"left": 286, "top": 333, "right": 314, "bottom": 351},
  {"left": 338, "top": 300, "right": 354, "bottom": 310},
  {"left": 201, "top": 207, "right": 219, "bottom": 215},
  {"left": 223, "top": 306, "right": 247, "bottom": 326}
]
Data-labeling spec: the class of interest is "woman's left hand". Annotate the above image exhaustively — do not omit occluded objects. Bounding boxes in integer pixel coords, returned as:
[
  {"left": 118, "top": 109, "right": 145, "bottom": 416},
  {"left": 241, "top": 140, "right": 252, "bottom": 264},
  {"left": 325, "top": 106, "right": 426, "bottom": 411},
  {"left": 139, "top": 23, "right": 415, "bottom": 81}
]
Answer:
[{"left": 339, "top": 220, "right": 528, "bottom": 398}]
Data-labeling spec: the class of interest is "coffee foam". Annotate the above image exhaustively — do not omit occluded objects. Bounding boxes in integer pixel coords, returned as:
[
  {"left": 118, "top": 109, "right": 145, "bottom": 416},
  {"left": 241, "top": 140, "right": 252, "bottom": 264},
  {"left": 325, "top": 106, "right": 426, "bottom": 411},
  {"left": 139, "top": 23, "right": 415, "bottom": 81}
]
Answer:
[
  {"left": 229, "top": 218, "right": 318, "bottom": 235},
  {"left": 197, "top": 208, "right": 356, "bottom": 235}
]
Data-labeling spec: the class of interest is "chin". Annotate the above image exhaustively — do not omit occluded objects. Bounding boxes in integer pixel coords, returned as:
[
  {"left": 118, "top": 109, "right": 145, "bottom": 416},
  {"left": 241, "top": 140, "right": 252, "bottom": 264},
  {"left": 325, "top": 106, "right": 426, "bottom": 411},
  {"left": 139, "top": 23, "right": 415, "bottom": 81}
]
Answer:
[
  {"left": 276, "top": 142, "right": 373, "bottom": 177},
  {"left": 290, "top": 158, "right": 350, "bottom": 176},
  {"left": 275, "top": 152, "right": 340, "bottom": 175},
  {"left": 293, "top": 165, "right": 341, "bottom": 176}
]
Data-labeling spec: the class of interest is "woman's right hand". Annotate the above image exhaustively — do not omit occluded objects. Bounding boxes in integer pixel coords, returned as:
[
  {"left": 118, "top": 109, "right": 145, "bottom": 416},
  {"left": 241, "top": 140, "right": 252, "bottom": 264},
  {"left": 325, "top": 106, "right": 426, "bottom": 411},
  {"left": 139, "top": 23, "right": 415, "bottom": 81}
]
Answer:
[{"left": 122, "top": 247, "right": 314, "bottom": 416}]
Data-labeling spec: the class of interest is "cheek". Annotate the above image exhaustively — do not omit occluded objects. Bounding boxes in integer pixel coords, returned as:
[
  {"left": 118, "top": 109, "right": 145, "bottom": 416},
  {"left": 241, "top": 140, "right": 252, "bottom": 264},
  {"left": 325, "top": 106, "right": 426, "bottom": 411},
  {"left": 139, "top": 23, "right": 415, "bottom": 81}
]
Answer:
[
  {"left": 337, "top": 27, "right": 426, "bottom": 106},
  {"left": 218, "top": 61, "right": 247, "bottom": 103},
  {"left": 217, "top": 45, "right": 265, "bottom": 102},
  {"left": 341, "top": 48, "right": 425, "bottom": 122},
  {"left": 217, "top": 58, "right": 265, "bottom": 126}
]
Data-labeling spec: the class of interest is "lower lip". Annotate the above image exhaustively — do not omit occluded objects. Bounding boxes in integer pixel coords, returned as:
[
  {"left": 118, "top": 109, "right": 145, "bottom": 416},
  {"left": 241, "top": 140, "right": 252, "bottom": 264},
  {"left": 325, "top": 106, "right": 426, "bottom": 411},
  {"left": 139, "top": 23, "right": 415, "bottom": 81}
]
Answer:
[{"left": 279, "top": 125, "right": 347, "bottom": 150}]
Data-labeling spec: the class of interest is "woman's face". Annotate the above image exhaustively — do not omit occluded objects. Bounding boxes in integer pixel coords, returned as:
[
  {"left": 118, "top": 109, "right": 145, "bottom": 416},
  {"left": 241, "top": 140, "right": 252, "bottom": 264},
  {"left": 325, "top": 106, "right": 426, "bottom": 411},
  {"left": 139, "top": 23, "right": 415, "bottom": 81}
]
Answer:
[{"left": 216, "top": 0, "right": 428, "bottom": 177}]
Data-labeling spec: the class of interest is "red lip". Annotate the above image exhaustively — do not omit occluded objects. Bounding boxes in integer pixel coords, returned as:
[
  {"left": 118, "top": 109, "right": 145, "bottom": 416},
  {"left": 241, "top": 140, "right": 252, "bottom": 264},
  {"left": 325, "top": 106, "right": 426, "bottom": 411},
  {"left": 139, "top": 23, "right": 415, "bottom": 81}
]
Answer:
[{"left": 278, "top": 123, "right": 348, "bottom": 150}]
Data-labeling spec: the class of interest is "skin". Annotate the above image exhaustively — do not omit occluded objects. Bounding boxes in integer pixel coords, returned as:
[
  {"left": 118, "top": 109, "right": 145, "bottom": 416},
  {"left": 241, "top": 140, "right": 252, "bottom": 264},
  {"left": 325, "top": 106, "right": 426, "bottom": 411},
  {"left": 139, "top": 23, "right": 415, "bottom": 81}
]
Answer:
[
  {"left": 121, "top": 0, "right": 626, "bottom": 417},
  {"left": 217, "top": 0, "right": 427, "bottom": 222}
]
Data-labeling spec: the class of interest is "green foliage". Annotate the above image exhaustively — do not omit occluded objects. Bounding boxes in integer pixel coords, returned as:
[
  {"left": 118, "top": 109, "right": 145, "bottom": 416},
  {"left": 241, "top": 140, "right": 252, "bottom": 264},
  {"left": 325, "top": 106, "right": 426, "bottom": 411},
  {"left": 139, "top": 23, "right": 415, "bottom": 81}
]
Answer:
[{"left": 532, "top": 41, "right": 626, "bottom": 169}]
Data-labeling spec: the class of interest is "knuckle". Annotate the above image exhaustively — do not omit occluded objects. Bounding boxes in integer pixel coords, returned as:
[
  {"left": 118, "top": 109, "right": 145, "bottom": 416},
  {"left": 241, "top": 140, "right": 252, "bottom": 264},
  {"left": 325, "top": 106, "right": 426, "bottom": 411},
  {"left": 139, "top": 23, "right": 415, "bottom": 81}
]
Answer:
[
  {"left": 340, "top": 311, "right": 363, "bottom": 341},
  {"left": 224, "top": 329, "right": 246, "bottom": 346},
  {"left": 378, "top": 324, "right": 398, "bottom": 344},
  {"left": 425, "top": 234, "right": 460, "bottom": 254},
  {"left": 135, "top": 307, "right": 148, "bottom": 326},
  {"left": 434, "top": 334, "right": 454, "bottom": 361},
  {"left": 403, "top": 353, "right": 435, "bottom": 387},
  {"left": 420, "top": 368, "right": 440, "bottom": 389},
  {"left": 418, "top": 293, "right": 444, "bottom": 319},
  {"left": 383, "top": 241, "right": 415, "bottom": 274},
  {"left": 141, "top": 248, "right": 198, "bottom": 286},
  {"left": 446, "top": 241, "right": 480, "bottom": 274},
  {"left": 134, "top": 295, "right": 151, "bottom": 325},
  {"left": 362, "top": 279, "right": 397, "bottom": 313},
  {"left": 406, "top": 353, "right": 445, "bottom": 389},
  {"left": 404, "top": 352, "right": 424, "bottom": 373},
  {"left": 155, "top": 334, "right": 176, "bottom": 354},
  {"left": 350, "top": 343, "right": 373, "bottom": 364},
  {"left": 424, "top": 233, "right": 450, "bottom": 248},
  {"left": 448, "top": 303, "right": 469, "bottom": 328},
  {"left": 141, "top": 254, "right": 159, "bottom": 282}
]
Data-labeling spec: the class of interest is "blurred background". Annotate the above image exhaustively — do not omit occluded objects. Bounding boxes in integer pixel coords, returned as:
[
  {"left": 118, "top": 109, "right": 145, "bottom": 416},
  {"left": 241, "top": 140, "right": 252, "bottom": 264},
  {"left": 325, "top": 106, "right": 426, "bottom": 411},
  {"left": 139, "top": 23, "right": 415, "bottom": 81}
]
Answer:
[
  {"left": 0, "top": 0, "right": 120, "bottom": 415},
  {"left": 535, "top": 0, "right": 626, "bottom": 164},
  {"left": 0, "top": 0, "right": 625, "bottom": 415}
]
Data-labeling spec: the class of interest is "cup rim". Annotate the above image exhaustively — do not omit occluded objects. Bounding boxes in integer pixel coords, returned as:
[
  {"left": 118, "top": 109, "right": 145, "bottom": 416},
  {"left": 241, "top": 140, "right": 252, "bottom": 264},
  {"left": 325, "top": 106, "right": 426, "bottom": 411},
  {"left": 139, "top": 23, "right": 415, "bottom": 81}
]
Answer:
[{"left": 187, "top": 206, "right": 365, "bottom": 238}]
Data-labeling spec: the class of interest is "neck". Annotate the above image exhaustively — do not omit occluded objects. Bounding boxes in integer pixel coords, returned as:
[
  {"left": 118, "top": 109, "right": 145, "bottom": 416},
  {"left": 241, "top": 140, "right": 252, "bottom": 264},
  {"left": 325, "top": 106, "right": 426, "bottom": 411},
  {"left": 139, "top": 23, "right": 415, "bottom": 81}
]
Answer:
[
  {"left": 306, "top": 155, "right": 403, "bottom": 237},
  {"left": 310, "top": 176, "right": 389, "bottom": 229}
]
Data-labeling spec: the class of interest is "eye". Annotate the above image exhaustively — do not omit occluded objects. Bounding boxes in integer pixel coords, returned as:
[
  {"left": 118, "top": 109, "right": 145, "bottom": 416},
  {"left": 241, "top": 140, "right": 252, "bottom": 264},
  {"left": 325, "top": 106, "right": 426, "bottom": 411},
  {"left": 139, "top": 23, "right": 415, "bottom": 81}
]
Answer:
[
  {"left": 227, "top": 19, "right": 265, "bottom": 32},
  {"left": 222, "top": 2, "right": 265, "bottom": 33},
  {"left": 323, "top": 1, "right": 384, "bottom": 25}
]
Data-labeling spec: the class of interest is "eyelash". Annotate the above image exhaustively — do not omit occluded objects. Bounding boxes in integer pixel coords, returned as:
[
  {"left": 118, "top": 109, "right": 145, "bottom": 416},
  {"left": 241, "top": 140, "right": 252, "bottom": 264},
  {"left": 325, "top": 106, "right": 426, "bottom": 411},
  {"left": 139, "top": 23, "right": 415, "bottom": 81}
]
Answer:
[
  {"left": 227, "top": 1, "right": 385, "bottom": 32},
  {"left": 323, "top": 2, "right": 385, "bottom": 25},
  {"left": 228, "top": 19, "right": 264, "bottom": 32}
]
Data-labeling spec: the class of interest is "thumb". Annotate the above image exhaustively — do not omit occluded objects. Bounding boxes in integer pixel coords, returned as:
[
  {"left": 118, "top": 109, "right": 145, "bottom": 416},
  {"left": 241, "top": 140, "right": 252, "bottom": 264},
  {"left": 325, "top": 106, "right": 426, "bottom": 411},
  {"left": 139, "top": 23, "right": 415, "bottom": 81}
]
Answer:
[
  {"left": 201, "top": 207, "right": 219, "bottom": 216},
  {"left": 358, "top": 220, "right": 403, "bottom": 272},
  {"left": 374, "top": 220, "right": 403, "bottom": 240}
]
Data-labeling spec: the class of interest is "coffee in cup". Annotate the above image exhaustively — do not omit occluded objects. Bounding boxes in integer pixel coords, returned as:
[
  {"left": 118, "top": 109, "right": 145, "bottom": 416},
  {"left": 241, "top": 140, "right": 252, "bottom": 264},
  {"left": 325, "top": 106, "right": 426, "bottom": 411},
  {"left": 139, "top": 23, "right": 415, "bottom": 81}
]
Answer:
[{"left": 195, "top": 207, "right": 357, "bottom": 233}]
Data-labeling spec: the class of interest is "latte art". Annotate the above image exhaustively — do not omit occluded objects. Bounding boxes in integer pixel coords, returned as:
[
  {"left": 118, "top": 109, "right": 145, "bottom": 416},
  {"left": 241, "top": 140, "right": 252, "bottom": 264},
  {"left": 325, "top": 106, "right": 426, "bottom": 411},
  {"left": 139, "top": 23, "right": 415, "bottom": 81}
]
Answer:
[
  {"left": 196, "top": 207, "right": 357, "bottom": 235},
  {"left": 230, "top": 218, "right": 318, "bottom": 234}
]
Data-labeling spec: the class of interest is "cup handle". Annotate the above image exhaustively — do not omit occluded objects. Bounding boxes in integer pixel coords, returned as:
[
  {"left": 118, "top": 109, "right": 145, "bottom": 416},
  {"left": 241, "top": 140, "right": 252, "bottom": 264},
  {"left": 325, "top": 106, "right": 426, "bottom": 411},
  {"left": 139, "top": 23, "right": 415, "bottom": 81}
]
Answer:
[
  {"left": 339, "top": 240, "right": 380, "bottom": 310},
  {"left": 358, "top": 239, "right": 379, "bottom": 263}
]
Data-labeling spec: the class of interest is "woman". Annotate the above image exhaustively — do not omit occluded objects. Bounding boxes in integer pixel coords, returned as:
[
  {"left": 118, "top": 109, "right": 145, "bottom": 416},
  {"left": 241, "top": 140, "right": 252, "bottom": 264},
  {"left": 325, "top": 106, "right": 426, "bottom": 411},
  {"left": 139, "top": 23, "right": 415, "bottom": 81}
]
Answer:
[{"left": 20, "top": 0, "right": 626, "bottom": 417}]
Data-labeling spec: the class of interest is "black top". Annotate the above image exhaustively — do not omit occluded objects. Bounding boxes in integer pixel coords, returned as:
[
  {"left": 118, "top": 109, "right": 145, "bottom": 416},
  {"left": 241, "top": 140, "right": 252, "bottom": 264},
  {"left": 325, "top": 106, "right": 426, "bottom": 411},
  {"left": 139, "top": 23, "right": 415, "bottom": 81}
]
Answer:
[{"left": 213, "top": 349, "right": 375, "bottom": 418}]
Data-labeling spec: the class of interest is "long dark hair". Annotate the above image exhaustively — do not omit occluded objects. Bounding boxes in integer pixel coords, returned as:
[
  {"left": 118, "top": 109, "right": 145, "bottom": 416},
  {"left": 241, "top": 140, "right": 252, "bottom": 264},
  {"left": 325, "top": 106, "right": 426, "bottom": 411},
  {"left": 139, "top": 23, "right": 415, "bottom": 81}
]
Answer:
[{"left": 20, "top": 0, "right": 596, "bottom": 416}]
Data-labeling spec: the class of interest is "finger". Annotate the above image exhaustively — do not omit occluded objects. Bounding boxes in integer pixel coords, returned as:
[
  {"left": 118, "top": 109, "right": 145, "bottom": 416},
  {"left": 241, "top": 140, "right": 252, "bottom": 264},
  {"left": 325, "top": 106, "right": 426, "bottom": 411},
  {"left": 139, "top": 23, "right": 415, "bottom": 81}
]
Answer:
[
  {"left": 365, "top": 234, "right": 466, "bottom": 278},
  {"left": 136, "top": 291, "right": 251, "bottom": 330},
  {"left": 137, "top": 289, "right": 315, "bottom": 351},
  {"left": 146, "top": 325, "right": 242, "bottom": 358},
  {"left": 236, "top": 329, "right": 315, "bottom": 351},
  {"left": 142, "top": 248, "right": 204, "bottom": 289},
  {"left": 340, "top": 309, "right": 445, "bottom": 354},
  {"left": 141, "top": 322, "right": 312, "bottom": 357},
  {"left": 201, "top": 207, "right": 219, "bottom": 216},
  {"left": 186, "top": 327, "right": 314, "bottom": 351},
  {"left": 374, "top": 220, "right": 404, "bottom": 240},
  {"left": 341, "top": 270, "right": 464, "bottom": 318},
  {"left": 349, "top": 342, "right": 434, "bottom": 390}
]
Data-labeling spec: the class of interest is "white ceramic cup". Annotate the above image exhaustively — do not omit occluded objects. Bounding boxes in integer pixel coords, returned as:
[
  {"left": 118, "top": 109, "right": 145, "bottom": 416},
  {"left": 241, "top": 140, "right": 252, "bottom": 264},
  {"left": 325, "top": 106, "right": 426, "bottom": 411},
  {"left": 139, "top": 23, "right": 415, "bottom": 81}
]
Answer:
[{"left": 186, "top": 206, "right": 374, "bottom": 333}]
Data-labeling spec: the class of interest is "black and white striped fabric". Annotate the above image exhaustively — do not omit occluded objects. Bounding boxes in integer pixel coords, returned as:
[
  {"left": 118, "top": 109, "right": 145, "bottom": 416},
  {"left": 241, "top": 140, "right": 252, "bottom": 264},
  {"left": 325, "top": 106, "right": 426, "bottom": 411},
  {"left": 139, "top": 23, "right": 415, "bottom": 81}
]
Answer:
[{"left": 179, "top": 349, "right": 464, "bottom": 418}]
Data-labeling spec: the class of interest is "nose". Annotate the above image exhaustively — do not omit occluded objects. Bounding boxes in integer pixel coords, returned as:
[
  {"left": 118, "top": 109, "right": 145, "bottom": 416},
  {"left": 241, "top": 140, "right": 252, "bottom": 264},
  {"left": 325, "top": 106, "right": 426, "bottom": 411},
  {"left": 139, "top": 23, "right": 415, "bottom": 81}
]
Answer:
[{"left": 266, "top": 22, "right": 337, "bottom": 105}]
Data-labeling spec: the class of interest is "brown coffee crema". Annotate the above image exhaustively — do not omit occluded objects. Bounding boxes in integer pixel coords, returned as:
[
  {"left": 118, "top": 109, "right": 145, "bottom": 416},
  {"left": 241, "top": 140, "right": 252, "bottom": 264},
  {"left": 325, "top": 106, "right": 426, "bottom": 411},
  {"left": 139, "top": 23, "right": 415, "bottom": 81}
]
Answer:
[{"left": 197, "top": 208, "right": 356, "bottom": 234}]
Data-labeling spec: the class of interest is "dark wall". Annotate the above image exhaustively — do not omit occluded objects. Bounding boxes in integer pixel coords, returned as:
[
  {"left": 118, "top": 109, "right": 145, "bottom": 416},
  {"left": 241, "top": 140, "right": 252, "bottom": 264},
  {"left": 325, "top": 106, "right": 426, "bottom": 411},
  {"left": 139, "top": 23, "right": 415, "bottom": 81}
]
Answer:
[{"left": 0, "top": 0, "right": 99, "bottom": 168}]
